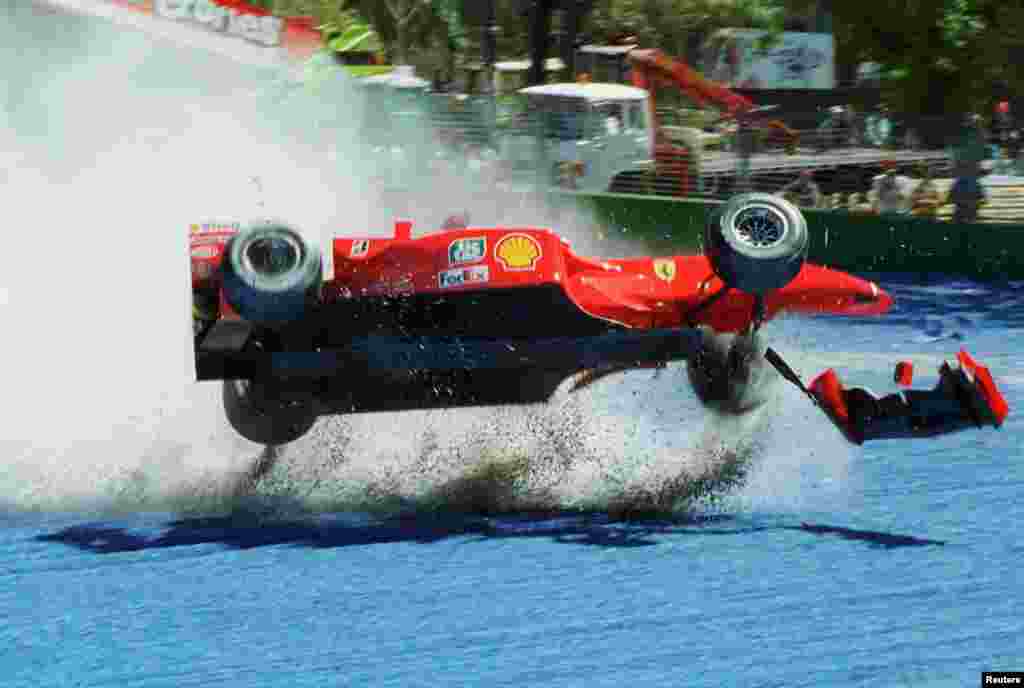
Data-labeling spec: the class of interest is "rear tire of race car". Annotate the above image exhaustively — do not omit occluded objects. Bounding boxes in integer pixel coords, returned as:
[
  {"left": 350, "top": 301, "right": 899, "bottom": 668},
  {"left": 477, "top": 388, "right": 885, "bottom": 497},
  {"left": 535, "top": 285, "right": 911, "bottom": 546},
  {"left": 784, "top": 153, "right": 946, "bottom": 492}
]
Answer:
[
  {"left": 223, "top": 379, "right": 318, "bottom": 446},
  {"left": 221, "top": 222, "right": 322, "bottom": 328},
  {"left": 704, "top": 192, "right": 808, "bottom": 295}
]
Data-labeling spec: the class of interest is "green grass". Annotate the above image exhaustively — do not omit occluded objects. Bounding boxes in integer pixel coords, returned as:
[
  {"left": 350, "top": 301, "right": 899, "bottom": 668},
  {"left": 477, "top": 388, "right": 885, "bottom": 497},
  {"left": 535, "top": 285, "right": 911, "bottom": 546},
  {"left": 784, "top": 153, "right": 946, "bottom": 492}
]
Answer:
[{"left": 343, "top": 65, "right": 394, "bottom": 78}]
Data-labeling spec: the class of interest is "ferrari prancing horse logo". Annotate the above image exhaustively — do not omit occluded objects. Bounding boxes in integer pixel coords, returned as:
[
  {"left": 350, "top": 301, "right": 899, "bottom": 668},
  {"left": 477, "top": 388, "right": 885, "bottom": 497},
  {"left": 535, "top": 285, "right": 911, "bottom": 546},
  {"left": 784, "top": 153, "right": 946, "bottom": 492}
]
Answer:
[
  {"left": 494, "top": 233, "right": 542, "bottom": 271},
  {"left": 653, "top": 258, "right": 676, "bottom": 282}
]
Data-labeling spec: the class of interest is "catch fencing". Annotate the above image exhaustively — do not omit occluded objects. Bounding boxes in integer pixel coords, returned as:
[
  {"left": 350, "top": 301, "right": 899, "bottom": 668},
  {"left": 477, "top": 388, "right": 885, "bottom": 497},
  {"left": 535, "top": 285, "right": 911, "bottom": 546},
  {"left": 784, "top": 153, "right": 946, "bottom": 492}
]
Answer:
[{"left": 358, "top": 88, "right": 1024, "bottom": 225}]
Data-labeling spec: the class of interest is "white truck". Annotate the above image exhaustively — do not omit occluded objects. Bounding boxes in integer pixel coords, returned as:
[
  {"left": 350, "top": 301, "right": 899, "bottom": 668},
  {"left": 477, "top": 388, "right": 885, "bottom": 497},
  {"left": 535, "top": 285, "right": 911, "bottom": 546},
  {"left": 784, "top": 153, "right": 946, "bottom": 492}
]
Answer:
[{"left": 499, "top": 82, "right": 657, "bottom": 193}]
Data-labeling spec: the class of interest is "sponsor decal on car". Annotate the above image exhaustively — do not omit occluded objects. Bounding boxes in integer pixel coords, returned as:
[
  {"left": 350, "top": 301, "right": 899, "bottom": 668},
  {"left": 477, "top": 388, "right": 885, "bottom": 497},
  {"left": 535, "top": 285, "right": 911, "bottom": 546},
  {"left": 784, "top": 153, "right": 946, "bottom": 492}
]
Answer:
[
  {"left": 350, "top": 239, "right": 370, "bottom": 257},
  {"left": 653, "top": 258, "right": 677, "bottom": 282},
  {"left": 190, "top": 235, "right": 231, "bottom": 247},
  {"left": 190, "top": 245, "right": 220, "bottom": 259},
  {"left": 438, "top": 265, "right": 489, "bottom": 288},
  {"left": 494, "top": 233, "right": 542, "bottom": 271},
  {"left": 447, "top": 237, "right": 486, "bottom": 265},
  {"left": 190, "top": 221, "right": 241, "bottom": 234}
]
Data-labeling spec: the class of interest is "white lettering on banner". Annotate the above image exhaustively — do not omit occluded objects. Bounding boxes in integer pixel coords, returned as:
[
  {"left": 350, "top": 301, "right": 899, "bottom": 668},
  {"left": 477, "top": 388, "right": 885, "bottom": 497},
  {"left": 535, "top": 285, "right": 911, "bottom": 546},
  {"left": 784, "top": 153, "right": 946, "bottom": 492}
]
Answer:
[
  {"left": 191, "top": 0, "right": 229, "bottom": 32},
  {"left": 227, "top": 12, "right": 283, "bottom": 46},
  {"left": 153, "top": 0, "right": 282, "bottom": 46},
  {"left": 154, "top": 0, "right": 192, "bottom": 20}
]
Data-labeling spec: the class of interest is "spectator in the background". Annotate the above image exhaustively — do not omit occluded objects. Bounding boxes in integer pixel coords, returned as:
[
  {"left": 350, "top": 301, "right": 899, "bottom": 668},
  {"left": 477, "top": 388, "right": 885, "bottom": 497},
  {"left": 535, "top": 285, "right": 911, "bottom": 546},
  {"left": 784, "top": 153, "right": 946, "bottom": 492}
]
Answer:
[
  {"left": 949, "top": 114, "right": 989, "bottom": 223},
  {"left": 874, "top": 161, "right": 907, "bottom": 214},
  {"left": 847, "top": 192, "right": 873, "bottom": 213},
  {"left": 950, "top": 175, "right": 986, "bottom": 224},
  {"left": 779, "top": 170, "right": 823, "bottom": 208},
  {"left": 910, "top": 164, "right": 944, "bottom": 218},
  {"left": 995, "top": 101, "right": 1024, "bottom": 163},
  {"left": 1007, "top": 129, "right": 1022, "bottom": 165},
  {"left": 994, "top": 100, "right": 1013, "bottom": 148}
]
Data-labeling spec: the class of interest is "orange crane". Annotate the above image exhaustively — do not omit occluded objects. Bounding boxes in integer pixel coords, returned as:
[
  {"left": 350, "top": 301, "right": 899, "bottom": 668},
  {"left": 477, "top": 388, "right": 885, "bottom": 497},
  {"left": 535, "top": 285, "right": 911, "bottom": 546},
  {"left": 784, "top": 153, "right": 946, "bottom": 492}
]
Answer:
[
  {"left": 625, "top": 48, "right": 798, "bottom": 194},
  {"left": 628, "top": 48, "right": 754, "bottom": 116}
]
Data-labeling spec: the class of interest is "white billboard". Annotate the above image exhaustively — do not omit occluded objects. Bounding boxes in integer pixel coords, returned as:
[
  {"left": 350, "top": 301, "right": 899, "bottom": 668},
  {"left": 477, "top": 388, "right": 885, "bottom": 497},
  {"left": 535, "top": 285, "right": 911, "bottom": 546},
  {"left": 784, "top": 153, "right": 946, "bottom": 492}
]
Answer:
[{"left": 702, "top": 30, "right": 835, "bottom": 90}]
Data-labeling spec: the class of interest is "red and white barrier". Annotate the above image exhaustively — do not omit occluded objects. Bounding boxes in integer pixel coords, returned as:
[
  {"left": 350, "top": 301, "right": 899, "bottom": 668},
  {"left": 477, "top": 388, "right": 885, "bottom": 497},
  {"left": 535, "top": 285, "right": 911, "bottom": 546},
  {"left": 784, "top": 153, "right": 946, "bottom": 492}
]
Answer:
[
  {"left": 57, "top": 0, "right": 325, "bottom": 66},
  {"left": 280, "top": 15, "right": 322, "bottom": 61}
]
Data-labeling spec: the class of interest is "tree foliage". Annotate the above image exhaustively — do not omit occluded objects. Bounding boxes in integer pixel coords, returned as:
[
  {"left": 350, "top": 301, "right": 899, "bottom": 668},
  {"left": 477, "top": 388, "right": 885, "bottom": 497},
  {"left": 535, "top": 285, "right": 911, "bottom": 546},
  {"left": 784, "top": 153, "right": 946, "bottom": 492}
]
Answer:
[
  {"left": 831, "top": 0, "right": 1024, "bottom": 117},
  {"left": 253, "top": 0, "right": 1024, "bottom": 122},
  {"left": 586, "top": 0, "right": 785, "bottom": 58}
]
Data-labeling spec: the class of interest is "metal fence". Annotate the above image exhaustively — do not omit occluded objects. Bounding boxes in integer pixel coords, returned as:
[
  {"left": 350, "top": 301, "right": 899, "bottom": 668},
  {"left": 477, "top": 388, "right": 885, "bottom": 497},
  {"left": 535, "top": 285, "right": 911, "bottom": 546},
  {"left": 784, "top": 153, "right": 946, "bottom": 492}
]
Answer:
[{"left": 359, "top": 89, "right": 1024, "bottom": 225}]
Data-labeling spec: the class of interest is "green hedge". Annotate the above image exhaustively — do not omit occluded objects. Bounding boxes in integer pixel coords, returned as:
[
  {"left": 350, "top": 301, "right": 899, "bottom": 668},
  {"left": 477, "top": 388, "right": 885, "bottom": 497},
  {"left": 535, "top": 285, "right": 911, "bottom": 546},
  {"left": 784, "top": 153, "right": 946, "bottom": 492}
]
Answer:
[{"left": 553, "top": 191, "right": 1024, "bottom": 280}]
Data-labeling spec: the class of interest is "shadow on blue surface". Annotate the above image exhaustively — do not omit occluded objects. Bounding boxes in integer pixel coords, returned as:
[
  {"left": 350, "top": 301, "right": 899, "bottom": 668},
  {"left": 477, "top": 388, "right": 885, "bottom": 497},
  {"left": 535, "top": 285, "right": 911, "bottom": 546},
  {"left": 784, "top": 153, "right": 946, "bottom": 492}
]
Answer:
[
  {"left": 35, "top": 513, "right": 942, "bottom": 554},
  {"left": 34, "top": 514, "right": 717, "bottom": 553},
  {"left": 790, "top": 522, "right": 945, "bottom": 548}
]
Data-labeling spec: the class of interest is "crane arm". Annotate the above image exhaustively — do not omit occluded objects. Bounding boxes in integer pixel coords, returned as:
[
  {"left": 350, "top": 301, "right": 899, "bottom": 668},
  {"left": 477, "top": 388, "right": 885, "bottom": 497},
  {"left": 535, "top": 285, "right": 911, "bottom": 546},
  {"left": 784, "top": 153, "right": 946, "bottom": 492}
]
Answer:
[
  {"left": 627, "top": 48, "right": 754, "bottom": 115},
  {"left": 627, "top": 47, "right": 797, "bottom": 148}
]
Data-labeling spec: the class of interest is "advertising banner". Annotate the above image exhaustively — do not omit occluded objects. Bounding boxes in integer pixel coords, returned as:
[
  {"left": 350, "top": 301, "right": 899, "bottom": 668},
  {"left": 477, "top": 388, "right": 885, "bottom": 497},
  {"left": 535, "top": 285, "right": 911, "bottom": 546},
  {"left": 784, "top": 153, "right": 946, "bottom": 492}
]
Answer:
[
  {"left": 152, "top": 0, "right": 284, "bottom": 46},
  {"left": 703, "top": 30, "right": 835, "bottom": 90}
]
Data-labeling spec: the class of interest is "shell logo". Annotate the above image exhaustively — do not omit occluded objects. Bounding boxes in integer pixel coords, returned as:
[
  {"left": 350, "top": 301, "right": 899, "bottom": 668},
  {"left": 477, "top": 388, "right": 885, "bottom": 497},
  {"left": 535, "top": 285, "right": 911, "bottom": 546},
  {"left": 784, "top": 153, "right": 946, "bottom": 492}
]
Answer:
[{"left": 494, "top": 233, "right": 542, "bottom": 271}]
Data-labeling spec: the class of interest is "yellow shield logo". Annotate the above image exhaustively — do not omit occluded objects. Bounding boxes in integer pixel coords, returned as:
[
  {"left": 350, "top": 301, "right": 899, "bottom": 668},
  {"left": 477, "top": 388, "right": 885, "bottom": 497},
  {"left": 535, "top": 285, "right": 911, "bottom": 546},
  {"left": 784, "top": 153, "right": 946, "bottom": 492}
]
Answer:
[
  {"left": 653, "top": 258, "right": 676, "bottom": 282},
  {"left": 495, "top": 233, "right": 542, "bottom": 271}
]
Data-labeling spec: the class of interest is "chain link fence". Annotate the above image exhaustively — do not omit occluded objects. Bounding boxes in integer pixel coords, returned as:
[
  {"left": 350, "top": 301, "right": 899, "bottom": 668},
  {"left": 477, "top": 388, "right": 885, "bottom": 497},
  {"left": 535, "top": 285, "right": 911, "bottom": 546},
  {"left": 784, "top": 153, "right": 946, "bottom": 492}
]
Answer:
[{"left": 355, "top": 86, "right": 1024, "bottom": 225}]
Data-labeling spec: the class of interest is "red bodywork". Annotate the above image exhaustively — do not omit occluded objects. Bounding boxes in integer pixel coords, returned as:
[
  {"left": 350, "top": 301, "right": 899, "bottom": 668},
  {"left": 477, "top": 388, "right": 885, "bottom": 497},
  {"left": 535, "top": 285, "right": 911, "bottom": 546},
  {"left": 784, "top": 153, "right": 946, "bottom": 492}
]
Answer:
[
  {"left": 329, "top": 220, "right": 890, "bottom": 333},
  {"left": 192, "top": 219, "right": 891, "bottom": 333}
]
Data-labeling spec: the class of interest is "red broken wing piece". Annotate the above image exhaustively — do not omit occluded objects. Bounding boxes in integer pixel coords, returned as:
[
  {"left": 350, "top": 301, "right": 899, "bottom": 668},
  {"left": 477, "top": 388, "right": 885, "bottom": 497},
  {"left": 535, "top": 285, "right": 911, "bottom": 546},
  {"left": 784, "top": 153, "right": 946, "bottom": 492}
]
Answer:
[
  {"left": 894, "top": 361, "right": 914, "bottom": 387},
  {"left": 956, "top": 350, "right": 1010, "bottom": 427},
  {"left": 807, "top": 368, "right": 863, "bottom": 445}
]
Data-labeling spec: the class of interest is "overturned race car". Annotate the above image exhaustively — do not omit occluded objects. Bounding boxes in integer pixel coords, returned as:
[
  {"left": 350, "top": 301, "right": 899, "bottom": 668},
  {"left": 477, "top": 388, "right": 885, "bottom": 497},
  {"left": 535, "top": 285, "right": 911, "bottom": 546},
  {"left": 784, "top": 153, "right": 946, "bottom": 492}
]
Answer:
[{"left": 189, "top": 193, "right": 1008, "bottom": 446}]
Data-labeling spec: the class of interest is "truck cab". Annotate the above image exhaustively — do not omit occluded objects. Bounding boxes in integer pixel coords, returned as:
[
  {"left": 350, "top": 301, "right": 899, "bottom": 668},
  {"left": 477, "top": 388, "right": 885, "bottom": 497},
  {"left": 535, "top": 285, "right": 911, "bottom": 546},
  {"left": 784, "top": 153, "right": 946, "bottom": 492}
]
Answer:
[{"left": 500, "top": 82, "right": 655, "bottom": 192}]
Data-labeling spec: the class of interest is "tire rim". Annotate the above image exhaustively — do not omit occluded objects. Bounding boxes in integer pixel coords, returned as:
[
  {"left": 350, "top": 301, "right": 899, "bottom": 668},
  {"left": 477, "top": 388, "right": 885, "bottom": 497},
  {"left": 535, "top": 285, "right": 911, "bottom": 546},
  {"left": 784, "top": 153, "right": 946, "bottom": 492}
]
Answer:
[
  {"left": 732, "top": 205, "right": 788, "bottom": 249},
  {"left": 242, "top": 232, "right": 302, "bottom": 278}
]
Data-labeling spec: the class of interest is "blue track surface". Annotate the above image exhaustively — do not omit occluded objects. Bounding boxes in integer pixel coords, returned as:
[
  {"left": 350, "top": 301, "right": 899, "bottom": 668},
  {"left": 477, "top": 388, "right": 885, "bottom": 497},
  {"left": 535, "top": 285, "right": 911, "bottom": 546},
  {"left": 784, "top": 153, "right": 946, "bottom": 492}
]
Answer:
[{"left": 3, "top": 278, "right": 1022, "bottom": 688}]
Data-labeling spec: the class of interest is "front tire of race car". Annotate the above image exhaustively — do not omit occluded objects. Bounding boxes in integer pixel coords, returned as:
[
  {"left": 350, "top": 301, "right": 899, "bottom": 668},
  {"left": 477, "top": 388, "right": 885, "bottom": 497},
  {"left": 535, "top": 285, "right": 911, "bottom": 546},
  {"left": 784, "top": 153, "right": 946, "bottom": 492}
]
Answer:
[
  {"left": 223, "top": 379, "right": 318, "bottom": 446},
  {"left": 704, "top": 192, "right": 808, "bottom": 295},
  {"left": 221, "top": 222, "right": 322, "bottom": 327}
]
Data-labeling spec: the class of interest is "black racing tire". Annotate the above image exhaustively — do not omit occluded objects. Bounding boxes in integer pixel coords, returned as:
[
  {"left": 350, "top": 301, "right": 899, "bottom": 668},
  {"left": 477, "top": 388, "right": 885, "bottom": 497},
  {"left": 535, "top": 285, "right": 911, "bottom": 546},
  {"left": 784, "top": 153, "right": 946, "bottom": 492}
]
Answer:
[
  {"left": 704, "top": 192, "right": 808, "bottom": 295},
  {"left": 223, "top": 379, "right": 318, "bottom": 446},
  {"left": 221, "top": 222, "right": 322, "bottom": 327}
]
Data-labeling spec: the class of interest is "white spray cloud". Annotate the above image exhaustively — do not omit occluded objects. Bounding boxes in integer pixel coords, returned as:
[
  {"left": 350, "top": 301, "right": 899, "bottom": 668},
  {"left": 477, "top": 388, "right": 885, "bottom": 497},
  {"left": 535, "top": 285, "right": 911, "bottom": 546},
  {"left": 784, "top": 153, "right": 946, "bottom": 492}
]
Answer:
[
  {"left": 0, "top": 2, "right": 856, "bottom": 517},
  {"left": 0, "top": 3, "right": 376, "bottom": 511}
]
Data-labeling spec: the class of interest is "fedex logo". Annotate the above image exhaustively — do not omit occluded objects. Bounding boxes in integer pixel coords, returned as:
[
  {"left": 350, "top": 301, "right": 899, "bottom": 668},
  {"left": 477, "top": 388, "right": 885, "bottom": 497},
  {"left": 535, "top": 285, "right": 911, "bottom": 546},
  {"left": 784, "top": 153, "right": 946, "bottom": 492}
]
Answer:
[{"left": 439, "top": 265, "right": 489, "bottom": 288}]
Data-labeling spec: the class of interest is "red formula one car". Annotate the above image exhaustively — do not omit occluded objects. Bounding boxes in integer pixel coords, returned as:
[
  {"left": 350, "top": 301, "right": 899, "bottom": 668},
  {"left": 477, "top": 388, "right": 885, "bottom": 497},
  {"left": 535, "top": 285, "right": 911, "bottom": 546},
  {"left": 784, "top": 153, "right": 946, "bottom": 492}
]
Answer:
[{"left": 189, "top": 193, "right": 1008, "bottom": 445}]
